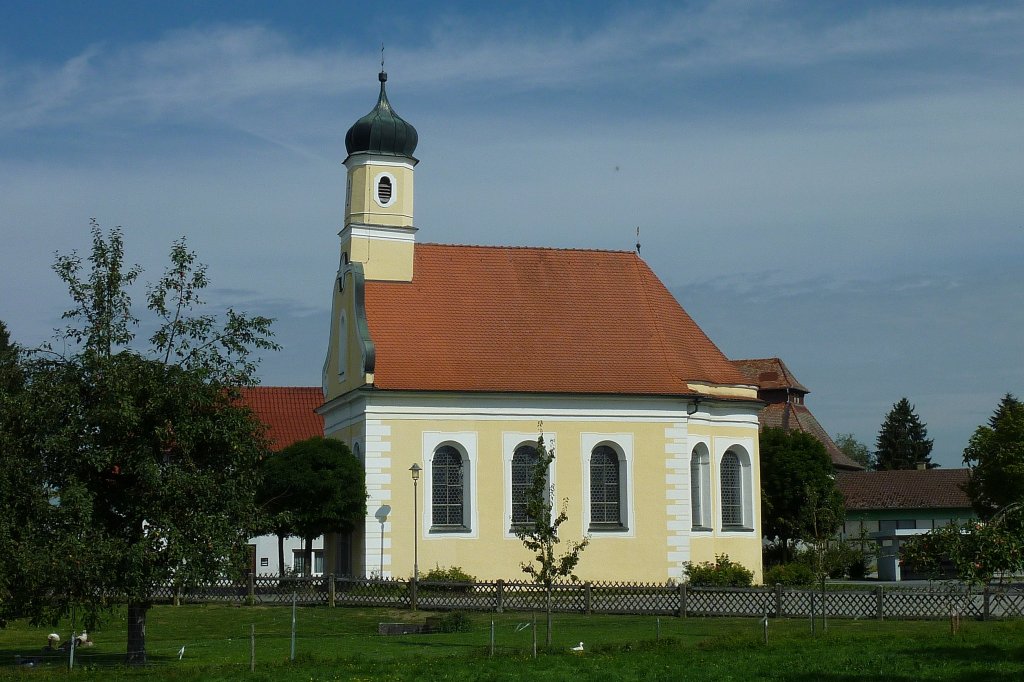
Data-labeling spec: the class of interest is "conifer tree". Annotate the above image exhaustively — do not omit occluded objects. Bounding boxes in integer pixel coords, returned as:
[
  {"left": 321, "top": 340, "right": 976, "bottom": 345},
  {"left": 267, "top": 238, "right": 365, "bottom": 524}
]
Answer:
[
  {"left": 875, "top": 398, "right": 934, "bottom": 470},
  {"left": 963, "top": 393, "right": 1024, "bottom": 519}
]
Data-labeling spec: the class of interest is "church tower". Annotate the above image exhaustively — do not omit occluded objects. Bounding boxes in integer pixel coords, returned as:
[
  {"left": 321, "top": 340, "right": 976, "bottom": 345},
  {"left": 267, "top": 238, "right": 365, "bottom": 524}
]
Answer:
[{"left": 340, "top": 70, "right": 418, "bottom": 282}]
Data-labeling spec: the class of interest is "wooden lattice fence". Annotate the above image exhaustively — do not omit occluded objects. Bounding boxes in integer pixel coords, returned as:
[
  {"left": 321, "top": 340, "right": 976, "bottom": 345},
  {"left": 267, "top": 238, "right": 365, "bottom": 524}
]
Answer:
[{"left": 150, "top": 575, "right": 1024, "bottom": 620}]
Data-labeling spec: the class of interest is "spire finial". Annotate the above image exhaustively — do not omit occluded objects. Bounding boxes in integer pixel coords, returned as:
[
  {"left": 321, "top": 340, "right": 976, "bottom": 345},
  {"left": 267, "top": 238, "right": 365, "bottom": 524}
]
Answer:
[{"left": 635, "top": 226, "right": 641, "bottom": 254}]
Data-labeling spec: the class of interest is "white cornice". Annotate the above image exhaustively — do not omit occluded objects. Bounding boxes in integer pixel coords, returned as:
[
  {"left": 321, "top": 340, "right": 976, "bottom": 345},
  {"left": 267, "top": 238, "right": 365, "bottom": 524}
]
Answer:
[
  {"left": 318, "top": 388, "right": 760, "bottom": 428},
  {"left": 344, "top": 155, "right": 416, "bottom": 171},
  {"left": 339, "top": 223, "right": 417, "bottom": 243}
]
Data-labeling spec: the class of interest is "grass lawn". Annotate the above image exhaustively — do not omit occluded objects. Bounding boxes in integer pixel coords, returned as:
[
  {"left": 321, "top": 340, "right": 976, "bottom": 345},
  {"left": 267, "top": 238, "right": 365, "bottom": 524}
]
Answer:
[{"left": 2, "top": 605, "right": 1023, "bottom": 680}]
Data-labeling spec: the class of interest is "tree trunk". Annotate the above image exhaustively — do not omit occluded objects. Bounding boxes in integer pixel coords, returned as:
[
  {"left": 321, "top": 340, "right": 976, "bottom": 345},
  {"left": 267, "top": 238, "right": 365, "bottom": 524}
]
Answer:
[
  {"left": 277, "top": 533, "right": 286, "bottom": 579},
  {"left": 126, "top": 601, "right": 149, "bottom": 666},
  {"left": 304, "top": 537, "right": 313, "bottom": 577}
]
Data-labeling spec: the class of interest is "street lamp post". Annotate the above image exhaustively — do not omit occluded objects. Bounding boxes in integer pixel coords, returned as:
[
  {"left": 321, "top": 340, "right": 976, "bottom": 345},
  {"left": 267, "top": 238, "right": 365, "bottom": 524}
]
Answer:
[{"left": 409, "top": 464, "right": 421, "bottom": 582}]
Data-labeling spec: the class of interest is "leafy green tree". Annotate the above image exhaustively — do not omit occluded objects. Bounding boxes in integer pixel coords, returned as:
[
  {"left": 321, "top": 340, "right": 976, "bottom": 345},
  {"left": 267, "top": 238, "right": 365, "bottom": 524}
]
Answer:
[
  {"left": 875, "top": 398, "right": 934, "bottom": 470},
  {"left": 0, "top": 223, "right": 277, "bottom": 664},
  {"left": 515, "top": 432, "right": 589, "bottom": 647},
  {"left": 759, "top": 428, "right": 845, "bottom": 563},
  {"left": 963, "top": 394, "right": 1024, "bottom": 519},
  {"left": 834, "top": 432, "right": 872, "bottom": 469},
  {"left": 257, "top": 437, "right": 367, "bottom": 577}
]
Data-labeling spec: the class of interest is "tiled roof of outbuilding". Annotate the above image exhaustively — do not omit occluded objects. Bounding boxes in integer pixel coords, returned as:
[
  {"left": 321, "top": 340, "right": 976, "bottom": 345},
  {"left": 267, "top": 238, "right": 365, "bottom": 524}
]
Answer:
[
  {"left": 836, "top": 469, "right": 973, "bottom": 511},
  {"left": 761, "top": 402, "right": 864, "bottom": 471},
  {"left": 238, "top": 386, "right": 323, "bottom": 451},
  {"left": 733, "top": 358, "right": 809, "bottom": 393},
  {"left": 362, "top": 244, "right": 750, "bottom": 396}
]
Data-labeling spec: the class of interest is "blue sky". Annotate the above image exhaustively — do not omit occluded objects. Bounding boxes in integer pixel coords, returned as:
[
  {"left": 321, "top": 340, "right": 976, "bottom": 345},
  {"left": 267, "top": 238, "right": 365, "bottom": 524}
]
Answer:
[{"left": 2, "top": 1, "right": 1022, "bottom": 467}]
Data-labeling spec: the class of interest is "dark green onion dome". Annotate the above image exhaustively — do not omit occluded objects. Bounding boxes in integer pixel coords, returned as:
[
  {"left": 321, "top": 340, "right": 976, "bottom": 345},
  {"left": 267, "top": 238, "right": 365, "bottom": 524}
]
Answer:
[{"left": 345, "top": 71, "right": 418, "bottom": 160}]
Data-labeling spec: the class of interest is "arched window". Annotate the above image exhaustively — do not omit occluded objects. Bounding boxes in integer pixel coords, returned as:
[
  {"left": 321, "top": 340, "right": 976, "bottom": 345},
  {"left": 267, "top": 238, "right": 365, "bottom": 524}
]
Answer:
[
  {"left": 590, "top": 445, "right": 622, "bottom": 528},
  {"left": 720, "top": 450, "right": 743, "bottom": 527},
  {"left": 511, "top": 444, "right": 540, "bottom": 525},
  {"left": 431, "top": 445, "right": 464, "bottom": 527},
  {"left": 690, "top": 445, "right": 710, "bottom": 529}
]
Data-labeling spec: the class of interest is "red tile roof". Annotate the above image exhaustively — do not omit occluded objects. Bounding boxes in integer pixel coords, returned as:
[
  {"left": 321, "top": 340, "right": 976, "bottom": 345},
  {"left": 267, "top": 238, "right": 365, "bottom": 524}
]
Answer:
[
  {"left": 733, "top": 358, "right": 809, "bottom": 393},
  {"left": 238, "top": 386, "right": 324, "bottom": 451},
  {"left": 836, "top": 469, "right": 973, "bottom": 511},
  {"left": 734, "top": 357, "right": 863, "bottom": 471},
  {"left": 362, "top": 244, "right": 750, "bottom": 396},
  {"left": 761, "top": 402, "right": 863, "bottom": 471}
]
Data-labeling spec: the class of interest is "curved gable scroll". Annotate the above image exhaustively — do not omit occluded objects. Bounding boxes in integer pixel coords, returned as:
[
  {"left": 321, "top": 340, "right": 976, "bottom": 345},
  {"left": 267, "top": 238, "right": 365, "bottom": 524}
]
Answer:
[{"left": 339, "top": 262, "right": 376, "bottom": 375}]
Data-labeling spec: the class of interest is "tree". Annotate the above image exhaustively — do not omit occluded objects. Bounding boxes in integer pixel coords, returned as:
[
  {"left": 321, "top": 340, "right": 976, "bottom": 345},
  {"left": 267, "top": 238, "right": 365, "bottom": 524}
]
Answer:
[
  {"left": 759, "top": 428, "right": 845, "bottom": 563},
  {"left": 874, "top": 398, "right": 934, "bottom": 470},
  {"left": 963, "top": 393, "right": 1024, "bottom": 520},
  {"left": 0, "top": 223, "right": 277, "bottom": 664},
  {"left": 257, "top": 437, "right": 367, "bottom": 577},
  {"left": 834, "top": 432, "right": 872, "bottom": 469},
  {"left": 514, "top": 432, "right": 589, "bottom": 647}
]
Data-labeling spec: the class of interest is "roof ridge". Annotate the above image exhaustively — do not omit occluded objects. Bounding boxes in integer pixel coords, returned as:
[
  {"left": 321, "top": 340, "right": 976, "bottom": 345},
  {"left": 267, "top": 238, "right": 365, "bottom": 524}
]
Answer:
[{"left": 419, "top": 242, "right": 636, "bottom": 255}]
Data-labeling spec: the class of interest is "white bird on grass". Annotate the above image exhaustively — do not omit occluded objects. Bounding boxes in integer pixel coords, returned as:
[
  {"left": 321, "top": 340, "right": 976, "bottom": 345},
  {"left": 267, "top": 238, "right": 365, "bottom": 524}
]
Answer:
[
  {"left": 515, "top": 622, "right": 531, "bottom": 632},
  {"left": 571, "top": 641, "right": 585, "bottom": 652},
  {"left": 178, "top": 645, "right": 186, "bottom": 660}
]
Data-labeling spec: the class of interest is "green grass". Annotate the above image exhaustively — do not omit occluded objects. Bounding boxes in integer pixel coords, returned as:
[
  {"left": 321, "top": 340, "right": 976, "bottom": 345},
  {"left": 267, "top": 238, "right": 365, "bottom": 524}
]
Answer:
[{"left": 3, "top": 605, "right": 1024, "bottom": 680}]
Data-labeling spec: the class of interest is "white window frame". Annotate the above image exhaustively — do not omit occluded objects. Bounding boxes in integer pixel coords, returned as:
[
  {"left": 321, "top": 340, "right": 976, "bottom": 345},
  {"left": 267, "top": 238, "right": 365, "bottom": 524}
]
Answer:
[
  {"left": 503, "top": 431, "right": 556, "bottom": 538},
  {"left": 689, "top": 441, "right": 712, "bottom": 532},
  {"left": 716, "top": 440, "right": 755, "bottom": 533},
  {"left": 580, "top": 432, "right": 634, "bottom": 537},
  {"left": 422, "top": 432, "right": 477, "bottom": 539},
  {"left": 373, "top": 171, "right": 398, "bottom": 208}
]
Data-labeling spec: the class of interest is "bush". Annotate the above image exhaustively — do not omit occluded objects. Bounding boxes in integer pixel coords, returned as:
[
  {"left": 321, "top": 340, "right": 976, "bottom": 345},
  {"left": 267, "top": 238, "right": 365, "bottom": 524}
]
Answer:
[
  {"left": 420, "top": 565, "right": 476, "bottom": 583},
  {"left": 435, "top": 610, "right": 472, "bottom": 633},
  {"left": 684, "top": 554, "right": 754, "bottom": 587},
  {"left": 763, "top": 562, "right": 815, "bottom": 586}
]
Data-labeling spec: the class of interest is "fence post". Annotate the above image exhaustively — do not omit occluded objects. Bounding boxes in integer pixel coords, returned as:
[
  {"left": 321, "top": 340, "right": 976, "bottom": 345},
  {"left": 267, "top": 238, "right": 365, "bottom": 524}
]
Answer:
[
  {"left": 875, "top": 585, "right": 884, "bottom": 620},
  {"left": 983, "top": 586, "right": 991, "bottom": 621},
  {"left": 496, "top": 579, "right": 504, "bottom": 613},
  {"left": 774, "top": 583, "right": 783, "bottom": 617},
  {"left": 328, "top": 573, "right": 336, "bottom": 608},
  {"left": 678, "top": 582, "right": 687, "bottom": 618},
  {"left": 585, "top": 582, "right": 592, "bottom": 615},
  {"left": 410, "top": 577, "right": 418, "bottom": 611},
  {"left": 247, "top": 572, "right": 255, "bottom": 606}
]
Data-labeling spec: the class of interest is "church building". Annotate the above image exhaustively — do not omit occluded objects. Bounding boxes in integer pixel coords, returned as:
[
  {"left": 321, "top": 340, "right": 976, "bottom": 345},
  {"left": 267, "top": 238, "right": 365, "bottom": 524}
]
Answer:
[{"left": 318, "top": 71, "right": 765, "bottom": 583}]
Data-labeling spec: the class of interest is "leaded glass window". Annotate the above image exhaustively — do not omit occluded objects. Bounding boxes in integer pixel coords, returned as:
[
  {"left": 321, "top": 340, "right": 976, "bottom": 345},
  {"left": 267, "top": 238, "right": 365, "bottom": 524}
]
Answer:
[
  {"left": 511, "top": 445, "right": 539, "bottom": 525},
  {"left": 721, "top": 451, "right": 743, "bottom": 527},
  {"left": 432, "top": 445, "right": 464, "bottom": 527},
  {"left": 590, "top": 445, "right": 621, "bottom": 526}
]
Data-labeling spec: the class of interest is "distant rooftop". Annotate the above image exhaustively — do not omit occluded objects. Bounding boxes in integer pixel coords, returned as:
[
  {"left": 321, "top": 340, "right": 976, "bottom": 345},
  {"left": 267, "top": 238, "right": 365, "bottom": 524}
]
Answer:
[
  {"left": 837, "top": 469, "right": 972, "bottom": 511},
  {"left": 239, "top": 386, "right": 323, "bottom": 451}
]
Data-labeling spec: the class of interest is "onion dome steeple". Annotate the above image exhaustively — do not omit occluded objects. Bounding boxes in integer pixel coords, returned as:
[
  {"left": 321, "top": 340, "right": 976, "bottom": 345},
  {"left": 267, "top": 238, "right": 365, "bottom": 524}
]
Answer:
[{"left": 344, "top": 71, "right": 418, "bottom": 160}]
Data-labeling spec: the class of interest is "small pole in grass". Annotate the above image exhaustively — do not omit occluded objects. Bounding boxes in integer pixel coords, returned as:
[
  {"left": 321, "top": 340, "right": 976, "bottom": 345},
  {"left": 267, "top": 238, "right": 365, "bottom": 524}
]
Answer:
[
  {"left": 290, "top": 591, "right": 297, "bottom": 661},
  {"left": 763, "top": 610, "right": 769, "bottom": 645},
  {"left": 250, "top": 623, "right": 255, "bottom": 672},
  {"left": 68, "top": 631, "right": 75, "bottom": 670},
  {"left": 490, "top": 620, "right": 495, "bottom": 657},
  {"left": 656, "top": 617, "right": 661, "bottom": 640},
  {"left": 810, "top": 590, "right": 816, "bottom": 635},
  {"left": 532, "top": 612, "right": 537, "bottom": 659}
]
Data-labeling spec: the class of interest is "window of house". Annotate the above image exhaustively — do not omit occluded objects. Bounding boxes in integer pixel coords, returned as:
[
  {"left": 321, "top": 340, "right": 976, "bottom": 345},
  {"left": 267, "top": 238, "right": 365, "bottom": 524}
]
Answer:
[
  {"left": 260, "top": 557, "right": 269, "bottom": 567},
  {"left": 589, "top": 445, "right": 622, "bottom": 529},
  {"left": 511, "top": 444, "right": 540, "bottom": 525},
  {"left": 313, "top": 550, "right": 324, "bottom": 575},
  {"left": 721, "top": 450, "right": 743, "bottom": 528},
  {"left": 292, "top": 550, "right": 306, "bottom": 575},
  {"left": 431, "top": 445, "right": 465, "bottom": 528},
  {"left": 690, "top": 445, "right": 711, "bottom": 530}
]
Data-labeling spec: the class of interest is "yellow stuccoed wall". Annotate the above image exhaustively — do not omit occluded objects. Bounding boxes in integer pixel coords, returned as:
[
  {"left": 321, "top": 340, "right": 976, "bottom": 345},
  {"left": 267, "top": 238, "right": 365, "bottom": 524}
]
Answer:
[
  {"left": 323, "top": 412, "right": 763, "bottom": 584},
  {"left": 345, "top": 162, "right": 414, "bottom": 228}
]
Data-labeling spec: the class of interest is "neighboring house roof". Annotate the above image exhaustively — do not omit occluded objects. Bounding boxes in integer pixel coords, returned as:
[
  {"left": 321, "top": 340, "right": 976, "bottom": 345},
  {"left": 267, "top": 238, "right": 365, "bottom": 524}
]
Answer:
[
  {"left": 239, "top": 386, "right": 324, "bottom": 451},
  {"left": 732, "top": 357, "right": 809, "bottom": 393},
  {"left": 362, "top": 244, "right": 751, "bottom": 396},
  {"left": 837, "top": 469, "right": 973, "bottom": 511},
  {"left": 733, "top": 357, "right": 863, "bottom": 471}
]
